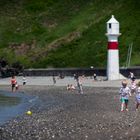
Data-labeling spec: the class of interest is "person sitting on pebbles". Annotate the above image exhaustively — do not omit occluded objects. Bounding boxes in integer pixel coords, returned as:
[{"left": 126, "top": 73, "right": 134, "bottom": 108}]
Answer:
[
  {"left": 119, "top": 80, "right": 131, "bottom": 112},
  {"left": 70, "top": 84, "right": 75, "bottom": 91},
  {"left": 67, "top": 84, "right": 75, "bottom": 91},
  {"left": 67, "top": 84, "right": 71, "bottom": 91}
]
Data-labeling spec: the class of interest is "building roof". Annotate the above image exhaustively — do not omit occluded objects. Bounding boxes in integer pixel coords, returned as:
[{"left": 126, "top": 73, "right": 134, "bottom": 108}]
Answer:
[{"left": 107, "top": 15, "right": 119, "bottom": 24}]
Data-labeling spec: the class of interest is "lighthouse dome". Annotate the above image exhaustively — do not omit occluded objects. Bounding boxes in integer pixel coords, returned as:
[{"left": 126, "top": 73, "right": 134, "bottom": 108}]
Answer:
[
  {"left": 107, "top": 15, "right": 119, "bottom": 24},
  {"left": 106, "top": 15, "right": 120, "bottom": 35}
]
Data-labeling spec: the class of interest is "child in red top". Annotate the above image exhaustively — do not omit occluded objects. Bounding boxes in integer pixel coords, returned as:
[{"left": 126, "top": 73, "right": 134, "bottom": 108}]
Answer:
[{"left": 11, "top": 76, "right": 17, "bottom": 92}]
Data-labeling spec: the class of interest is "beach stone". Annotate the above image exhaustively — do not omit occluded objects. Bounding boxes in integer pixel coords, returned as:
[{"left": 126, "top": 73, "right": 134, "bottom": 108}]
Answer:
[{"left": 0, "top": 84, "right": 140, "bottom": 140}]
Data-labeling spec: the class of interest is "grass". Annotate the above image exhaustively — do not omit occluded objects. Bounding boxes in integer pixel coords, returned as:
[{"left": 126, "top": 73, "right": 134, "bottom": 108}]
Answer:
[{"left": 0, "top": 0, "right": 139, "bottom": 68}]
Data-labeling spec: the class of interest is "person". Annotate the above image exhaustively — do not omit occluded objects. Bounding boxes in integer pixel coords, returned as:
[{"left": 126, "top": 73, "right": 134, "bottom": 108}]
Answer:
[
  {"left": 15, "top": 81, "right": 19, "bottom": 91},
  {"left": 119, "top": 80, "right": 131, "bottom": 112},
  {"left": 77, "top": 76, "right": 83, "bottom": 94},
  {"left": 67, "top": 84, "right": 75, "bottom": 91},
  {"left": 93, "top": 73, "right": 97, "bottom": 80},
  {"left": 74, "top": 73, "right": 78, "bottom": 81},
  {"left": 70, "top": 84, "right": 76, "bottom": 90},
  {"left": 11, "top": 76, "right": 17, "bottom": 92},
  {"left": 130, "top": 79, "right": 136, "bottom": 94},
  {"left": 52, "top": 75, "right": 56, "bottom": 85},
  {"left": 22, "top": 76, "right": 27, "bottom": 85},
  {"left": 129, "top": 72, "right": 135, "bottom": 81},
  {"left": 73, "top": 73, "right": 76, "bottom": 80},
  {"left": 135, "top": 81, "right": 140, "bottom": 111},
  {"left": 67, "top": 84, "right": 71, "bottom": 90}
]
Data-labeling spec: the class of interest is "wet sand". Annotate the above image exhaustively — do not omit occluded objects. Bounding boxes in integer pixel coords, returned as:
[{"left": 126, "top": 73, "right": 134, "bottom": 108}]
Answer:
[{"left": 0, "top": 77, "right": 140, "bottom": 140}]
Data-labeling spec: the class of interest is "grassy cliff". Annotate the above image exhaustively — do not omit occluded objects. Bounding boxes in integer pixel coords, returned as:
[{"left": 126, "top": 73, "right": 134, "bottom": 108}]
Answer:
[{"left": 0, "top": 0, "right": 140, "bottom": 68}]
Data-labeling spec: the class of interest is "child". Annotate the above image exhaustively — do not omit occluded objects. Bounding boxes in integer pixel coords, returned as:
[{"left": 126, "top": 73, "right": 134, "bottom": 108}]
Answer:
[
  {"left": 15, "top": 82, "right": 19, "bottom": 91},
  {"left": 135, "top": 81, "right": 140, "bottom": 111},
  {"left": 67, "top": 84, "right": 71, "bottom": 90},
  {"left": 70, "top": 84, "right": 75, "bottom": 90},
  {"left": 119, "top": 80, "right": 131, "bottom": 112},
  {"left": 22, "top": 76, "right": 27, "bottom": 85},
  {"left": 11, "top": 76, "right": 16, "bottom": 92}
]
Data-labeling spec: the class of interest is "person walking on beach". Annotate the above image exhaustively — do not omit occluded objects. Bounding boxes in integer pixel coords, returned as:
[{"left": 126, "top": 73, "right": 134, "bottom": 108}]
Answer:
[
  {"left": 93, "top": 73, "right": 97, "bottom": 81},
  {"left": 74, "top": 73, "right": 78, "bottom": 81},
  {"left": 135, "top": 81, "right": 140, "bottom": 111},
  {"left": 15, "top": 81, "right": 19, "bottom": 91},
  {"left": 119, "top": 80, "right": 131, "bottom": 112},
  {"left": 129, "top": 72, "right": 135, "bottom": 81},
  {"left": 11, "top": 76, "right": 17, "bottom": 92},
  {"left": 77, "top": 76, "right": 83, "bottom": 94},
  {"left": 22, "top": 76, "right": 27, "bottom": 85},
  {"left": 52, "top": 75, "right": 56, "bottom": 85}
]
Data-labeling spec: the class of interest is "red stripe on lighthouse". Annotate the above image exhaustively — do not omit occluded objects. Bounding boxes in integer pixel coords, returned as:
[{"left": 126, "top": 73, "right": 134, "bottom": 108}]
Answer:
[{"left": 108, "top": 42, "right": 118, "bottom": 50}]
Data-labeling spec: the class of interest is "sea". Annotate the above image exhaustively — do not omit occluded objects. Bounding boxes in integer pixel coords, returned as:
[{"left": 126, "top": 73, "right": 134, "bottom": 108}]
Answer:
[{"left": 0, "top": 90, "right": 38, "bottom": 125}]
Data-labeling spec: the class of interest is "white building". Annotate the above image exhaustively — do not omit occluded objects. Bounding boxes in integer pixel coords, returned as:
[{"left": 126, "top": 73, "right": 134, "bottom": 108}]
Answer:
[{"left": 106, "top": 15, "right": 121, "bottom": 80}]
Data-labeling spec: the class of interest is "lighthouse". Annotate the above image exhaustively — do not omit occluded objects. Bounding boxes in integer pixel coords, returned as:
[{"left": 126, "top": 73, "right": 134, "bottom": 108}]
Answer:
[{"left": 106, "top": 15, "right": 121, "bottom": 80}]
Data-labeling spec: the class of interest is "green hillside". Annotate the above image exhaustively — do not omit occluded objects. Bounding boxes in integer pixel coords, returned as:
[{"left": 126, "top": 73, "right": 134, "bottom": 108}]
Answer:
[{"left": 0, "top": 0, "right": 140, "bottom": 68}]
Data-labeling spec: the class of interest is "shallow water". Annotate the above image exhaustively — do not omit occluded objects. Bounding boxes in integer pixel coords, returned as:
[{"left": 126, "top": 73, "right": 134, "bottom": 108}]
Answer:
[
  {"left": 0, "top": 91, "right": 38, "bottom": 125},
  {"left": 0, "top": 94, "right": 20, "bottom": 107}
]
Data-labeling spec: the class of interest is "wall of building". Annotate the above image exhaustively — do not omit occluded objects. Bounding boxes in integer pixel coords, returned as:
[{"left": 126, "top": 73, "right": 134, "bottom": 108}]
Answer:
[
  {"left": 23, "top": 67, "right": 140, "bottom": 78},
  {"left": 23, "top": 68, "right": 106, "bottom": 77}
]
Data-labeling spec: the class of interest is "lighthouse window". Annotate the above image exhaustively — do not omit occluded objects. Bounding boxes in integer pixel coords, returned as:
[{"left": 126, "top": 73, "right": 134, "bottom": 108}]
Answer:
[{"left": 109, "top": 23, "right": 111, "bottom": 29}]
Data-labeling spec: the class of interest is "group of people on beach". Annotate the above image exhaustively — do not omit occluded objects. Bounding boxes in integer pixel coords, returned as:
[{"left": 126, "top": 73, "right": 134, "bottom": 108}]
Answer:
[
  {"left": 67, "top": 84, "right": 76, "bottom": 91},
  {"left": 119, "top": 72, "right": 140, "bottom": 112},
  {"left": 10, "top": 72, "right": 140, "bottom": 112}
]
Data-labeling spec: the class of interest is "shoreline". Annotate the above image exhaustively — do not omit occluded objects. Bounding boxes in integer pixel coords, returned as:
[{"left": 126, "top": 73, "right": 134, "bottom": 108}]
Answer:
[
  {"left": 0, "top": 76, "right": 130, "bottom": 87},
  {"left": 0, "top": 88, "right": 38, "bottom": 126},
  {"left": 0, "top": 85, "right": 140, "bottom": 139}
]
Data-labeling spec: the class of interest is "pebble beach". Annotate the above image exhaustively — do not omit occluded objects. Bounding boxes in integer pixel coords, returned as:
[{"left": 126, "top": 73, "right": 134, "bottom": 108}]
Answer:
[{"left": 0, "top": 76, "right": 140, "bottom": 140}]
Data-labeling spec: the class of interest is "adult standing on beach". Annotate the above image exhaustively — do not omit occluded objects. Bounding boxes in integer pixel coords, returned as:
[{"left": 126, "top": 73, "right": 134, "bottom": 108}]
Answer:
[
  {"left": 11, "top": 76, "right": 17, "bottom": 92},
  {"left": 74, "top": 73, "right": 78, "bottom": 81},
  {"left": 52, "top": 75, "right": 56, "bottom": 85},
  {"left": 129, "top": 72, "right": 135, "bottom": 81},
  {"left": 93, "top": 73, "right": 97, "bottom": 81},
  {"left": 77, "top": 76, "right": 83, "bottom": 94},
  {"left": 22, "top": 76, "right": 27, "bottom": 85}
]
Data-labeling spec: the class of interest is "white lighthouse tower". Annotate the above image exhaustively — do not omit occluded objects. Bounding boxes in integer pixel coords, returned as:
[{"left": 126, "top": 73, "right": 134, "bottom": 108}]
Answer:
[{"left": 106, "top": 15, "right": 121, "bottom": 80}]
